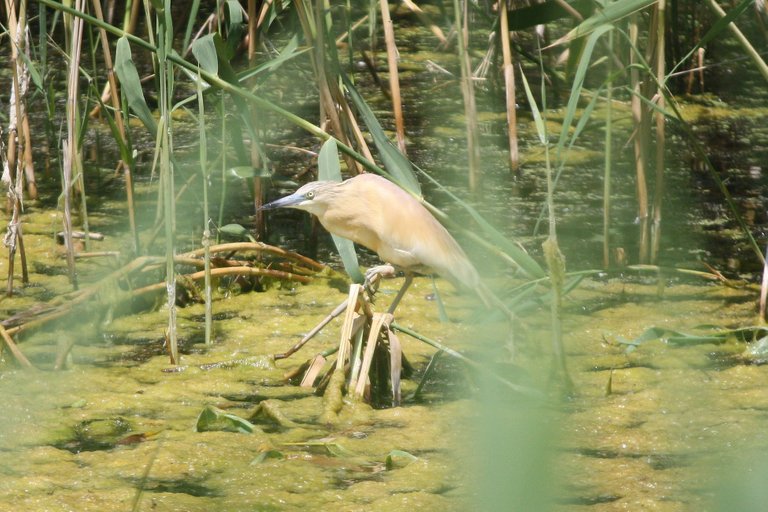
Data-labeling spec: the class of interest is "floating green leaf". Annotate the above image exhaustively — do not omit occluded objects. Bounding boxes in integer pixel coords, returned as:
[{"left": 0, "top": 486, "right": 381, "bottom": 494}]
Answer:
[
  {"left": 386, "top": 449, "right": 418, "bottom": 470},
  {"left": 195, "top": 405, "right": 256, "bottom": 433}
]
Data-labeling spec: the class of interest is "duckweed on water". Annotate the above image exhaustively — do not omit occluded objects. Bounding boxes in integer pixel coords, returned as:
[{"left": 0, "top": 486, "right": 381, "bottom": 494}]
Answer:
[{"left": 2, "top": 270, "right": 768, "bottom": 510}]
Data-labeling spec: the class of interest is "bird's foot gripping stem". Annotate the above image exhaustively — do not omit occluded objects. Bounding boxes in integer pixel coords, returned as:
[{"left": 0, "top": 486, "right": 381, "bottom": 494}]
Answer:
[{"left": 363, "top": 264, "right": 398, "bottom": 296}]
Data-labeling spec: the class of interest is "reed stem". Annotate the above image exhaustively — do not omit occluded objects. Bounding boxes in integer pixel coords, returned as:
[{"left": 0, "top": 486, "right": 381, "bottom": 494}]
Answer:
[
  {"left": 379, "top": 0, "right": 407, "bottom": 155},
  {"left": 499, "top": 0, "right": 519, "bottom": 174}
]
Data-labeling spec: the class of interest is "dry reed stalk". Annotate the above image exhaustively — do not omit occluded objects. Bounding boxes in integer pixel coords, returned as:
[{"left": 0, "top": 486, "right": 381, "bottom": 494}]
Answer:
[
  {"left": 499, "top": 0, "right": 519, "bottom": 174},
  {"left": 0, "top": 323, "right": 34, "bottom": 369},
  {"left": 4, "top": 0, "right": 32, "bottom": 296},
  {"left": 379, "top": 0, "right": 407, "bottom": 155}
]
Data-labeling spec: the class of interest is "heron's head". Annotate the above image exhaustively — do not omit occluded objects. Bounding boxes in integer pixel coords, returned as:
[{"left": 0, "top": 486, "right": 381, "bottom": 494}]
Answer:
[{"left": 261, "top": 180, "right": 343, "bottom": 216}]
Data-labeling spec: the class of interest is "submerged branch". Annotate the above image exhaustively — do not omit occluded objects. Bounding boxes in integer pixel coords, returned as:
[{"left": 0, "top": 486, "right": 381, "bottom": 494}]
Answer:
[{"left": 2, "top": 246, "right": 323, "bottom": 342}]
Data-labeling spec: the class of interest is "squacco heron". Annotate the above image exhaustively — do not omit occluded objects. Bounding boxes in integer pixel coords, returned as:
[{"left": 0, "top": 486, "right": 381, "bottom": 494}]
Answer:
[{"left": 262, "top": 173, "right": 497, "bottom": 311}]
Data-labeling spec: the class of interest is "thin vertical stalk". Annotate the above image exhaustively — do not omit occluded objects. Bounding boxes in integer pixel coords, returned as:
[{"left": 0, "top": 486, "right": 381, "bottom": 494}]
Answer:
[
  {"left": 156, "top": 0, "right": 178, "bottom": 363},
  {"left": 651, "top": 0, "right": 666, "bottom": 264},
  {"left": 378, "top": 0, "right": 407, "bottom": 155},
  {"left": 629, "top": 14, "right": 650, "bottom": 263},
  {"left": 92, "top": 0, "right": 139, "bottom": 254},
  {"left": 248, "top": 0, "right": 264, "bottom": 237},
  {"left": 760, "top": 244, "right": 768, "bottom": 321},
  {"left": 196, "top": 72, "right": 213, "bottom": 346},
  {"left": 603, "top": 29, "right": 614, "bottom": 269},
  {"left": 217, "top": 95, "right": 227, "bottom": 235},
  {"left": 499, "top": 0, "right": 519, "bottom": 174},
  {"left": 541, "top": 92, "right": 571, "bottom": 394},
  {"left": 453, "top": 0, "right": 481, "bottom": 192},
  {"left": 523, "top": 52, "right": 571, "bottom": 390},
  {"left": 63, "top": 0, "right": 86, "bottom": 289}
]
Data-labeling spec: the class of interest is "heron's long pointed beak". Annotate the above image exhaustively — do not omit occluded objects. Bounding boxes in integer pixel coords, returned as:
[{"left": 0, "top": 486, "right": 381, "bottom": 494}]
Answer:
[{"left": 260, "top": 192, "right": 304, "bottom": 211}]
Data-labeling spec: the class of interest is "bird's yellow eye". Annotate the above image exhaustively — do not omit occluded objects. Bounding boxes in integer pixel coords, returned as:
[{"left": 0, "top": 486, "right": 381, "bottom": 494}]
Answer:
[{"left": 305, "top": 191, "right": 315, "bottom": 199}]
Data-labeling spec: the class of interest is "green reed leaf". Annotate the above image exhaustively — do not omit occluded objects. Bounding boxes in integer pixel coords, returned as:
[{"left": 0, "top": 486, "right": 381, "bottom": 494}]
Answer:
[{"left": 114, "top": 36, "right": 157, "bottom": 137}]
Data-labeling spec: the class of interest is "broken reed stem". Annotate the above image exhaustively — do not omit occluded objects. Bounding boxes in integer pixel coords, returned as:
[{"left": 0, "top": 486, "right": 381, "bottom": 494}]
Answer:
[
  {"left": 2, "top": 256, "right": 158, "bottom": 337},
  {"left": 0, "top": 323, "right": 34, "bottom": 369},
  {"left": 275, "top": 299, "right": 350, "bottom": 360}
]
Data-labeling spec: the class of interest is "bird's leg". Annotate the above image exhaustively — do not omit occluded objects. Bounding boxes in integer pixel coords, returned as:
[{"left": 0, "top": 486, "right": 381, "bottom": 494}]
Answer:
[
  {"left": 363, "top": 265, "right": 412, "bottom": 314},
  {"left": 387, "top": 273, "right": 414, "bottom": 315}
]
